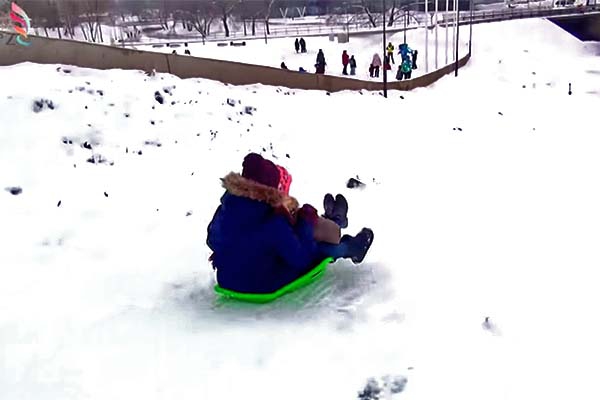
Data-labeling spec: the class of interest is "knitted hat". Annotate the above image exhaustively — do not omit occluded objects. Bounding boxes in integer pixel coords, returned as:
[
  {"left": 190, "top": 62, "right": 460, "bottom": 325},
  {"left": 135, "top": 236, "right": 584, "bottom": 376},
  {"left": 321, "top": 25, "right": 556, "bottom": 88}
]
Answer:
[
  {"left": 276, "top": 165, "right": 292, "bottom": 195},
  {"left": 241, "top": 153, "right": 280, "bottom": 189}
]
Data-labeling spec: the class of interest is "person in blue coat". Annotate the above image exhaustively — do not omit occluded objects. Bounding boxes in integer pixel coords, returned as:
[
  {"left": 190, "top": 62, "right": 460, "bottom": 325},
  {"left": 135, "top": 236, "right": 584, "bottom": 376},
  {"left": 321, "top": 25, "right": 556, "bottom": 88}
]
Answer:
[
  {"left": 399, "top": 43, "right": 413, "bottom": 62},
  {"left": 206, "top": 153, "right": 374, "bottom": 294}
]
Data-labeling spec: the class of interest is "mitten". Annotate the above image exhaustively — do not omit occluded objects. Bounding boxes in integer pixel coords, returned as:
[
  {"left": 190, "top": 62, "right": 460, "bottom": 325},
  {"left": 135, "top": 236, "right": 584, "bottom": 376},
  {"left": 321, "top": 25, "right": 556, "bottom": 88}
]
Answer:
[
  {"left": 297, "top": 204, "right": 318, "bottom": 226},
  {"left": 274, "top": 205, "right": 296, "bottom": 225}
]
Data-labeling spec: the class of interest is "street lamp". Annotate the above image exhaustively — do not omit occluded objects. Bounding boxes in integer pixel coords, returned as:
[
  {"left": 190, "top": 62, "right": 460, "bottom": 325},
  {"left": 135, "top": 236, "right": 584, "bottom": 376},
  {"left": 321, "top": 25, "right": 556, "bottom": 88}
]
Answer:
[
  {"left": 454, "top": 0, "right": 459, "bottom": 76},
  {"left": 404, "top": 9, "right": 407, "bottom": 43},
  {"left": 383, "top": 0, "right": 387, "bottom": 98}
]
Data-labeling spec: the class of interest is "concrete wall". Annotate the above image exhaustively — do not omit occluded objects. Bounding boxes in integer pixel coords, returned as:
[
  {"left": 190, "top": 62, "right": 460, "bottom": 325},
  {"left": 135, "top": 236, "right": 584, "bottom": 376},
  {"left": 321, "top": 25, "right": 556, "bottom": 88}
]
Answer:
[
  {"left": 549, "top": 13, "right": 600, "bottom": 41},
  {"left": 0, "top": 30, "right": 470, "bottom": 92}
]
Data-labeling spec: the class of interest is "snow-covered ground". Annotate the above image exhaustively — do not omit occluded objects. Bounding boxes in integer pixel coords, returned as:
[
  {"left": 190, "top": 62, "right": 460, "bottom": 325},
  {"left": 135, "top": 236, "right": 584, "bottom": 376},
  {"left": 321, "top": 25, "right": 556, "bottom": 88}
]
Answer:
[
  {"left": 135, "top": 26, "right": 470, "bottom": 80},
  {"left": 2, "top": 17, "right": 600, "bottom": 400}
]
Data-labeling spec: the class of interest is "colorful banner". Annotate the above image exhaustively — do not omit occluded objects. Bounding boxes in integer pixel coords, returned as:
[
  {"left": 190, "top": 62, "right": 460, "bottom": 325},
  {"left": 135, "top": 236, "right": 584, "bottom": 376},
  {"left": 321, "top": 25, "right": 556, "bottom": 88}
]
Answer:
[{"left": 10, "top": 2, "right": 31, "bottom": 46}]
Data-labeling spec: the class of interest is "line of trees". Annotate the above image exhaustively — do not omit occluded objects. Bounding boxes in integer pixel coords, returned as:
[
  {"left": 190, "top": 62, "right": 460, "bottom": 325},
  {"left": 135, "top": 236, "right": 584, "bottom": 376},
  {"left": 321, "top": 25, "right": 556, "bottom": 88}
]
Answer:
[{"left": 8, "top": 0, "right": 424, "bottom": 43}]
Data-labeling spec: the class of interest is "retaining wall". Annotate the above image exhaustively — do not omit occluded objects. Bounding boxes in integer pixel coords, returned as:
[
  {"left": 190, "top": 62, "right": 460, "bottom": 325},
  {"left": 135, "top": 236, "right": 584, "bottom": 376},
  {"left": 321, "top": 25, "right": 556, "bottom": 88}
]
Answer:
[{"left": 0, "top": 30, "right": 469, "bottom": 92}]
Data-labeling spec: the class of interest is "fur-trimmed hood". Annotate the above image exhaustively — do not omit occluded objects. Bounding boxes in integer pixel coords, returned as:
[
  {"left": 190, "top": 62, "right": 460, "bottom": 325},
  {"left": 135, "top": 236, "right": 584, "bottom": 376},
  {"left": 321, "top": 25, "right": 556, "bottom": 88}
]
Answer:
[{"left": 221, "top": 172, "right": 299, "bottom": 213}]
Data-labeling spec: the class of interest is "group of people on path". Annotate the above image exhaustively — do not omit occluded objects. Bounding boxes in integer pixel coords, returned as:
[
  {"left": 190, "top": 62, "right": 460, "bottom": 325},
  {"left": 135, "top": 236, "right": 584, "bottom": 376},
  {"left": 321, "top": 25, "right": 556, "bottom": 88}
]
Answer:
[
  {"left": 294, "top": 37, "right": 307, "bottom": 53},
  {"left": 370, "top": 42, "right": 418, "bottom": 80},
  {"left": 285, "top": 38, "right": 418, "bottom": 80},
  {"left": 314, "top": 42, "right": 419, "bottom": 79},
  {"left": 342, "top": 50, "right": 357, "bottom": 75},
  {"left": 170, "top": 42, "right": 192, "bottom": 56}
]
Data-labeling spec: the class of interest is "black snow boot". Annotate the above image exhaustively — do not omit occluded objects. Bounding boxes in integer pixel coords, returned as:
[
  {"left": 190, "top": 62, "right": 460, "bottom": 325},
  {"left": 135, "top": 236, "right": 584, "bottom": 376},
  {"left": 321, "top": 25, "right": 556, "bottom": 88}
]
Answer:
[
  {"left": 333, "top": 194, "right": 348, "bottom": 229},
  {"left": 342, "top": 228, "right": 374, "bottom": 264},
  {"left": 323, "top": 193, "right": 335, "bottom": 220}
]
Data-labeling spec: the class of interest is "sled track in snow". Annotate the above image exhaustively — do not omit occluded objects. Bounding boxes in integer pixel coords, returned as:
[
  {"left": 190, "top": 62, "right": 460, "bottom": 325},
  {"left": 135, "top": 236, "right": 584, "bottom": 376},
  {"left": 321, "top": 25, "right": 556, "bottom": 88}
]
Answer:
[{"left": 164, "top": 261, "right": 393, "bottom": 325}]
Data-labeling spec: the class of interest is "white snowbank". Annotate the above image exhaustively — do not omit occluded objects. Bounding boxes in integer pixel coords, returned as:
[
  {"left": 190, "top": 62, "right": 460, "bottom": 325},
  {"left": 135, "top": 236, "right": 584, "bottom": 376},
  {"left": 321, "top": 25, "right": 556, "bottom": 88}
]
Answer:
[{"left": 1, "top": 18, "right": 600, "bottom": 400}]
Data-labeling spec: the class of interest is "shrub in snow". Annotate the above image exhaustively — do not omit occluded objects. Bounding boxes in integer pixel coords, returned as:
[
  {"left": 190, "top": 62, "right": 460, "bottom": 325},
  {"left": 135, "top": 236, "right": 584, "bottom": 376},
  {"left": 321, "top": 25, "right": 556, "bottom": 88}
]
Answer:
[
  {"left": 154, "top": 91, "right": 164, "bottom": 104},
  {"left": 244, "top": 106, "right": 256, "bottom": 115},
  {"left": 387, "top": 375, "right": 408, "bottom": 394},
  {"left": 227, "top": 98, "right": 236, "bottom": 107},
  {"left": 347, "top": 177, "right": 365, "bottom": 189},
  {"left": 5, "top": 187, "right": 22, "bottom": 195},
  {"left": 358, "top": 378, "right": 382, "bottom": 400},
  {"left": 144, "top": 140, "right": 162, "bottom": 147},
  {"left": 32, "top": 99, "right": 55, "bottom": 113},
  {"left": 86, "top": 154, "right": 108, "bottom": 164}
]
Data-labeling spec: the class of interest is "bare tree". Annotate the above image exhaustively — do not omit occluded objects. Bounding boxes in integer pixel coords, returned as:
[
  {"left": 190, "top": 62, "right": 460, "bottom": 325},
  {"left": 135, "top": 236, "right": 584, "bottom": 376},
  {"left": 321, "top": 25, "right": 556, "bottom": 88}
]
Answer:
[
  {"left": 149, "top": 0, "right": 174, "bottom": 31},
  {"left": 238, "top": 0, "right": 263, "bottom": 36},
  {"left": 241, "top": 1, "right": 263, "bottom": 36},
  {"left": 262, "top": 0, "right": 276, "bottom": 35},
  {"left": 359, "top": 0, "right": 379, "bottom": 28},
  {"left": 118, "top": 0, "right": 153, "bottom": 22},
  {"left": 387, "top": 0, "right": 413, "bottom": 26},
  {"left": 179, "top": 2, "right": 216, "bottom": 39},
  {"left": 55, "top": 0, "right": 81, "bottom": 39},
  {"left": 215, "top": 0, "right": 240, "bottom": 37},
  {"left": 78, "top": 0, "right": 111, "bottom": 42},
  {"left": 17, "top": 0, "right": 62, "bottom": 37}
]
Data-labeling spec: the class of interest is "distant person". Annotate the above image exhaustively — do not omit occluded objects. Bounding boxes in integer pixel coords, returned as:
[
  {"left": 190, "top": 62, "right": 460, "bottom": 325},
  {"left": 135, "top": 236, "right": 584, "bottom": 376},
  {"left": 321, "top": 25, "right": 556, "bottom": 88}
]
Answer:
[
  {"left": 349, "top": 55, "right": 357, "bottom": 76},
  {"left": 315, "top": 49, "right": 326, "bottom": 74},
  {"left": 384, "top": 54, "right": 392, "bottom": 72},
  {"left": 299, "top": 37, "right": 307, "bottom": 53},
  {"left": 386, "top": 42, "right": 395, "bottom": 64},
  {"left": 294, "top": 38, "right": 300, "bottom": 53},
  {"left": 399, "top": 43, "right": 412, "bottom": 62},
  {"left": 185, "top": 49, "right": 191, "bottom": 55},
  {"left": 281, "top": 62, "right": 288, "bottom": 70},
  {"left": 371, "top": 53, "right": 382, "bottom": 78},
  {"left": 396, "top": 64, "right": 403, "bottom": 81},
  {"left": 412, "top": 49, "right": 418, "bottom": 70},
  {"left": 342, "top": 50, "right": 350, "bottom": 75},
  {"left": 400, "top": 57, "right": 413, "bottom": 80}
]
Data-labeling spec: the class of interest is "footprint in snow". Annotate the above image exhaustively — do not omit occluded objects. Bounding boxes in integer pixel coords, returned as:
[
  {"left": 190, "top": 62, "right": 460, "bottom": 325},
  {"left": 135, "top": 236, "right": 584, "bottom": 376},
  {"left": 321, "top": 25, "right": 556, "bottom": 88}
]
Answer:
[{"left": 482, "top": 316, "right": 502, "bottom": 336}]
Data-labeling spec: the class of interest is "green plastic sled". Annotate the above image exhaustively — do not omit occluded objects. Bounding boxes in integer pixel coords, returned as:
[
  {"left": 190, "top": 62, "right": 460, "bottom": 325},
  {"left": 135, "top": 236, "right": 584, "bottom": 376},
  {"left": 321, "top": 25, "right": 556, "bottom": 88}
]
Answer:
[{"left": 214, "top": 257, "right": 334, "bottom": 303}]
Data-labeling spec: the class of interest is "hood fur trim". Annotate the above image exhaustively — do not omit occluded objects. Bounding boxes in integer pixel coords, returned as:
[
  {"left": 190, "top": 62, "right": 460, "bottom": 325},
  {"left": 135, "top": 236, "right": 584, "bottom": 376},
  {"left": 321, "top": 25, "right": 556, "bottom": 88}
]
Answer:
[{"left": 221, "top": 172, "right": 299, "bottom": 213}]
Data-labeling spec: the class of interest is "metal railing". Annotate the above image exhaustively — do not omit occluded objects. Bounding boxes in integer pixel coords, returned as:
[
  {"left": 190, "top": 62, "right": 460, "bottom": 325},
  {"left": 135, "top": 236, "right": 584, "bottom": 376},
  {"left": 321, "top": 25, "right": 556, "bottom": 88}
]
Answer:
[{"left": 128, "top": 4, "right": 600, "bottom": 47}]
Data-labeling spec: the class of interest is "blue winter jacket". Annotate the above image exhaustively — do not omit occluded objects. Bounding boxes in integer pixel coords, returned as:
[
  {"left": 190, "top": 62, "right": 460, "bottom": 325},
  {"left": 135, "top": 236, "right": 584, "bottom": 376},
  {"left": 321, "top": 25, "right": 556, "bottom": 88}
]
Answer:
[
  {"left": 399, "top": 43, "right": 412, "bottom": 58},
  {"left": 207, "top": 173, "right": 320, "bottom": 293}
]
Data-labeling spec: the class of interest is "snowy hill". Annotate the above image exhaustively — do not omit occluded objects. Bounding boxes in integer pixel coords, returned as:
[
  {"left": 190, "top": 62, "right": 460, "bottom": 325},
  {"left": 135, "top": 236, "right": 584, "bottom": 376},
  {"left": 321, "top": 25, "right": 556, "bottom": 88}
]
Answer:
[{"left": 1, "top": 18, "right": 600, "bottom": 400}]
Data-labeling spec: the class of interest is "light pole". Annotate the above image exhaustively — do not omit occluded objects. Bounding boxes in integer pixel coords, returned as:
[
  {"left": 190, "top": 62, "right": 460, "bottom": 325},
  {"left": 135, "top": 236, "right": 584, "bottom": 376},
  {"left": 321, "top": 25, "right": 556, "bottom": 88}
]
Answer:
[
  {"left": 435, "top": 0, "right": 439, "bottom": 69},
  {"left": 452, "top": 0, "right": 456, "bottom": 62},
  {"left": 425, "top": 0, "right": 429, "bottom": 73},
  {"left": 454, "top": 0, "right": 459, "bottom": 76},
  {"left": 445, "top": 0, "right": 449, "bottom": 65},
  {"left": 469, "top": 0, "right": 473, "bottom": 55},
  {"left": 383, "top": 0, "right": 387, "bottom": 98},
  {"left": 404, "top": 9, "right": 407, "bottom": 44}
]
